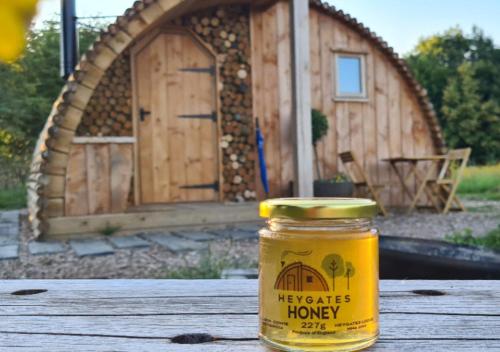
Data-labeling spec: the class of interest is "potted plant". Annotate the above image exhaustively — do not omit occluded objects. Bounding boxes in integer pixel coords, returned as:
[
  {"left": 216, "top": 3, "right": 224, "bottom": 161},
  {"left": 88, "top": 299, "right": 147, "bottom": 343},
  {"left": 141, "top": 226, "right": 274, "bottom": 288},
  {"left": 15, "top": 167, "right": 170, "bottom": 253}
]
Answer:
[{"left": 312, "top": 109, "right": 354, "bottom": 197}]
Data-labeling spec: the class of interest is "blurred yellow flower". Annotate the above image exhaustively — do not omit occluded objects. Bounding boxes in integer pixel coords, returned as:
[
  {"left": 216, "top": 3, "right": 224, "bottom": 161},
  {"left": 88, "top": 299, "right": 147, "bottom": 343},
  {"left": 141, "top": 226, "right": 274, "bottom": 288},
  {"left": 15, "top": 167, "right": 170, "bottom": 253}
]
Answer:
[{"left": 0, "top": 0, "right": 39, "bottom": 62}]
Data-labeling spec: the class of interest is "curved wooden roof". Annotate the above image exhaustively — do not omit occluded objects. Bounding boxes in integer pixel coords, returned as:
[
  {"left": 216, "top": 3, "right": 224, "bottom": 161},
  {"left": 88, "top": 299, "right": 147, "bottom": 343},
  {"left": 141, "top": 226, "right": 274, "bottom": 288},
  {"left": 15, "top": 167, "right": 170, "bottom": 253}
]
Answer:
[{"left": 28, "top": 0, "right": 445, "bottom": 237}]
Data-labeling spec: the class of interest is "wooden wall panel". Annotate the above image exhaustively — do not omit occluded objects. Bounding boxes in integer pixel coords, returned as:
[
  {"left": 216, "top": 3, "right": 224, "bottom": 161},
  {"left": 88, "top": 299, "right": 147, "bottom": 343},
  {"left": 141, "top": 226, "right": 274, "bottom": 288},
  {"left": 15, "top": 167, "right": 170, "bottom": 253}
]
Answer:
[
  {"left": 251, "top": 4, "right": 287, "bottom": 198},
  {"left": 65, "top": 145, "right": 89, "bottom": 216},
  {"left": 65, "top": 143, "right": 133, "bottom": 216},
  {"left": 110, "top": 144, "right": 134, "bottom": 213},
  {"left": 86, "top": 144, "right": 111, "bottom": 214},
  {"left": 374, "top": 55, "right": 391, "bottom": 206},
  {"left": 318, "top": 13, "right": 336, "bottom": 179},
  {"left": 276, "top": 2, "right": 294, "bottom": 196},
  {"left": 249, "top": 6, "right": 438, "bottom": 206}
]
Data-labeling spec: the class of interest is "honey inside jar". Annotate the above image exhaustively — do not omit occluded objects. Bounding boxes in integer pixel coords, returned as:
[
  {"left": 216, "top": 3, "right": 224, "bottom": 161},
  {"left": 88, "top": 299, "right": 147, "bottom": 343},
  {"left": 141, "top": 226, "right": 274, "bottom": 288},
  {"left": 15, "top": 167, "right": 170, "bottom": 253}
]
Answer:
[{"left": 259, "top": 198, "right": 379, "bottom": 351}]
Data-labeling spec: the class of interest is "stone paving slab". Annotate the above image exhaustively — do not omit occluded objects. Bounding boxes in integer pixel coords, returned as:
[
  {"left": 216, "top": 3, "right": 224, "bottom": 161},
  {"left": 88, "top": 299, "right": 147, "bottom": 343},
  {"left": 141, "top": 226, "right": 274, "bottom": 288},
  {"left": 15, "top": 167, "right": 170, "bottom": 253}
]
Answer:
[
  {"left": 172, "top": 230, "right": 217, "bottom": 242},
  {"left": 108, "top": 236, "right": 150, "bottom": 249},
  {"left": 28, "top": 241, "right": 66, "bottom": 256},
  {"left": 0, "top": 244, "right": 18, "bottom": 260},
  {"left": 0, "top": 210, "right": 19, "bottom": 224},
  {"left": 0, "top": 225, "right": 18, "bottom": 245},
  {"left": 69, "top": 239, "right": 114, "bottom": 257},
  {"left": 144, "top": 233, "right": 208, "bottom": 252}
]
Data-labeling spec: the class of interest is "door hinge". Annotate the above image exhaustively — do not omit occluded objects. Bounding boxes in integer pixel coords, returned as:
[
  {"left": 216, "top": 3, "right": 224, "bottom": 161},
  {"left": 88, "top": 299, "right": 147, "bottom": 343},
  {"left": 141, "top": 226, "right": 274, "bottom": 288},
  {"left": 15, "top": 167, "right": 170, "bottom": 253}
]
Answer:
[
  {"left": 178, "top": 65, "right": 216, "bottom": 76},
  {"left": 180, "top": 181, "right": 219, "bottom": 192},
  {"left": 178, "top": 111, "right": 217, "bottom": 122}
]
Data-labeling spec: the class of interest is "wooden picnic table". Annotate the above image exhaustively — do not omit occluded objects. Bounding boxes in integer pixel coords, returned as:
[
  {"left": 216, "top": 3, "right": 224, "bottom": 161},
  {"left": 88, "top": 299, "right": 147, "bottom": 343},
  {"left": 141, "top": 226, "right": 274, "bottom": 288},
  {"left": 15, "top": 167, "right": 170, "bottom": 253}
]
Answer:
[
  {"left": 1, "top": 280, "right": 499, "bottom": 351},
  {"left": 383, "top": 155, "right": 446, "bottom": 210}
]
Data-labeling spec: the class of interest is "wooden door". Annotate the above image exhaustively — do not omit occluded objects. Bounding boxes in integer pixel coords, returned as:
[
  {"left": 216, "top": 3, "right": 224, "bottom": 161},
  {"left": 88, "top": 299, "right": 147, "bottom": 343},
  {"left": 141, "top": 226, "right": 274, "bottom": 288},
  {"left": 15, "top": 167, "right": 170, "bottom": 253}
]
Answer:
[{"left": 134, "top": 31, "right": 218, "bottom": 204}]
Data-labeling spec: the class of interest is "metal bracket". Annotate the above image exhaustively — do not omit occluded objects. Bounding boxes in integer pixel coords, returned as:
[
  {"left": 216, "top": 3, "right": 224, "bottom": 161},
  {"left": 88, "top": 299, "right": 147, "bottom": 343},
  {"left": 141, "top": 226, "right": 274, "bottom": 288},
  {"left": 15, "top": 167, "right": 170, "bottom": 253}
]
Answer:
[
  {"left": 178, "top": 112, "right": 217, "bottom": 122},
  {"left": 139, "top": 108, "right": 151, "bottom": 122},
  {"left": 178, "top": 65, "right": 216, "bottom": 76},
  {"left": 180, "top": 181, "right": 219, "bottom": 192}
]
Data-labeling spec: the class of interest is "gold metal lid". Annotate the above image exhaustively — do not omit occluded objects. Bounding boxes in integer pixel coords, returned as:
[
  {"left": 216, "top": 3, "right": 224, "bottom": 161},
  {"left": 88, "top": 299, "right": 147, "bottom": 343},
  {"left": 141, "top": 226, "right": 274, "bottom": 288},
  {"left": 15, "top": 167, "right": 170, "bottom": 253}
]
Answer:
[{"left": 259, "top": 198, "right": 378, "bottom": 219}]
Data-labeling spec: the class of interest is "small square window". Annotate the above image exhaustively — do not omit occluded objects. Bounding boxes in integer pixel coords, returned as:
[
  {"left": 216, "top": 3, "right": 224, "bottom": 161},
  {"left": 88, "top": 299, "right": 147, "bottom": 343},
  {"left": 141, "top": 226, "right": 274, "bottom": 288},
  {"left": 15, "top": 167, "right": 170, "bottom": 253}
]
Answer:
[
  {"left": 334, "top": 54, "right": 366, "bottom": 99},
  {"left": 306, "top": 275, "right": 313, "bottom": 283}
]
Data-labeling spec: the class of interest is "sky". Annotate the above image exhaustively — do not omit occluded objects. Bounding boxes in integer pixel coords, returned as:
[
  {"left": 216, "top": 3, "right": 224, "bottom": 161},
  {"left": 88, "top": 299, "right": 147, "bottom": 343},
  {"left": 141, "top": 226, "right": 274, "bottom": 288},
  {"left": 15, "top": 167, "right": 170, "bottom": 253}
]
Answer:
[{"left": 34, "top": 0, "right": 500, "bottom": 55}]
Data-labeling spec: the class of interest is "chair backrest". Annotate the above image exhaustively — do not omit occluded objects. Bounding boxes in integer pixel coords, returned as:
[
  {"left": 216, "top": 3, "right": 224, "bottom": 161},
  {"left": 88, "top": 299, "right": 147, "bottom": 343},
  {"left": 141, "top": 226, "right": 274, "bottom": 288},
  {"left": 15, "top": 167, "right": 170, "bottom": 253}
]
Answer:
[
  {"left": 437, "top": 148, "right": 472, "bottom": 182},
  {"left": 339, "top": 151, "right": 368, "bottom": 185}
]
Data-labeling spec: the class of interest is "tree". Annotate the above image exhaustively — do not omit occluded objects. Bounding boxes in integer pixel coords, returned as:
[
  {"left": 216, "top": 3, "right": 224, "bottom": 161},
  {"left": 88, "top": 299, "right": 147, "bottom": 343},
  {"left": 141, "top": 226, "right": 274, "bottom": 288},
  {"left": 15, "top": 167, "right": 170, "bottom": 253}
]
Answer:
[
  {"left": 442, "top": 63, "right": 500, "bottom": 163},
  {"left": 406, "top": 27, "right": 500, "bottom": 163},
  {"left": 322, "top": 253, "right": 345, "bottom": 292},
  {"left": 344, "top": 262, "right": 356, "bottom": 290},
  {"left": 0, "top": 20, "right": 104, "bottom": 184},
  {"left": 311, "top": 109, "right": 329, "bottom": 179}
]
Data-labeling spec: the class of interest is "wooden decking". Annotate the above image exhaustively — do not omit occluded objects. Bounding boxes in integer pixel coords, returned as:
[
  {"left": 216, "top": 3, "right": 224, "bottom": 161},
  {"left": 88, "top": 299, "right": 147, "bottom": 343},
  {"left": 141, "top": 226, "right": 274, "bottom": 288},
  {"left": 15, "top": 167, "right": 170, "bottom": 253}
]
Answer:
[
  {"left": 1, "top": 280, "right": 499, "bottom": 350},
  {"left": 43, "top": 202, "right": 260, "bottom": 239}
]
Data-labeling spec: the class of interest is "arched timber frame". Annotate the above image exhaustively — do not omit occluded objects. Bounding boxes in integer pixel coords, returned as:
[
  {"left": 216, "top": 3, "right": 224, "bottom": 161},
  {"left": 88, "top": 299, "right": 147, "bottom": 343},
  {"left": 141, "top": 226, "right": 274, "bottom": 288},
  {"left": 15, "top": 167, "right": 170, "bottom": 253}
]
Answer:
[{"left": 28, "top": 0, "right": 445, "bottom": 238}]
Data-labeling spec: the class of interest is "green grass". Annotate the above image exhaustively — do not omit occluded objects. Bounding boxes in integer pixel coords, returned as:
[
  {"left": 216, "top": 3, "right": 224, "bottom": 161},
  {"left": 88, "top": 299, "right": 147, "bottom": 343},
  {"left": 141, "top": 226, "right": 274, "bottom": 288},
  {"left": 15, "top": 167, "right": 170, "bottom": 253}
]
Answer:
[
  {"left": 0, "top": 186, "right": 27, "bottom": 210},
  {"left": 164, "top": 248, "right": 231, "bottom": 279},
  {"left": 457, "top": 164, "right": 500, "bottom": 200},
  {"left": 99, "top": 225, "right": 122, "bottom": 236},
  {"left": 445, "top": 226, "right": 500, "bottom": 251}
]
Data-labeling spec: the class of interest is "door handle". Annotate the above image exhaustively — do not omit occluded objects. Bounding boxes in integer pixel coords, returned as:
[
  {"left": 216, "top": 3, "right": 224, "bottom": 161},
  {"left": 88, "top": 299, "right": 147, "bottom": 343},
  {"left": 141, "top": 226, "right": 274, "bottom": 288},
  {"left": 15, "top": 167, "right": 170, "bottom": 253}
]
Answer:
[{"left": 139, "top": 108, "right": 151, "bottom": 122}]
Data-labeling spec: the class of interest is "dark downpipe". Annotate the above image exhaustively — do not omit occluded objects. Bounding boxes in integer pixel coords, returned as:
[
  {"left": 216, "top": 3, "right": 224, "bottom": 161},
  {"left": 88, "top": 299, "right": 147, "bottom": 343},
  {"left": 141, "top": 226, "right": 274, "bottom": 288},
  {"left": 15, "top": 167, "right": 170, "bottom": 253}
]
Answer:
[{"left": 60, "top": 0, "right": 78, "bottom": 79}]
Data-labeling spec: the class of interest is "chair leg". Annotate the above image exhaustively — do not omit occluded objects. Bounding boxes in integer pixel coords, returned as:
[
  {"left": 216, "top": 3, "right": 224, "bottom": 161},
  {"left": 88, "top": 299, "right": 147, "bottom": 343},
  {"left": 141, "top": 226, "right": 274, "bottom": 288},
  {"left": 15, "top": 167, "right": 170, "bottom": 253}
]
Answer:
[
  {"left": 443, "top": 182, "right": 462, "bottom": 214},
  {"left": 409, "top": 181, "right": 428, "bottom": 213},
  {"left": 373, "top": 190, "right": 388, "bottom": 216}
]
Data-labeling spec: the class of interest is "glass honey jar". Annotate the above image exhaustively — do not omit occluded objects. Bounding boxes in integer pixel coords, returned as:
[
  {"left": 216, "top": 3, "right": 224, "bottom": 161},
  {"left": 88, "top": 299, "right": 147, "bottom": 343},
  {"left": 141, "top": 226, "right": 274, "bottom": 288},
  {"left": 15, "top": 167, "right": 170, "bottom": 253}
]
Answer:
[{"left": 259, "top": 198, "right": 379, "bottom": 351}]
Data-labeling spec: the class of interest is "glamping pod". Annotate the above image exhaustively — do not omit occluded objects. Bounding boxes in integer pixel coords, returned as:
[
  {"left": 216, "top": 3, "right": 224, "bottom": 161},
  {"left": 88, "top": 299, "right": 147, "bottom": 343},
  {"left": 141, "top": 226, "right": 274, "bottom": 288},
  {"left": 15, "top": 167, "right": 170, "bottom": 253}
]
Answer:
[{"left": 28, "top": 0, "right": 445, "bottom": 238}]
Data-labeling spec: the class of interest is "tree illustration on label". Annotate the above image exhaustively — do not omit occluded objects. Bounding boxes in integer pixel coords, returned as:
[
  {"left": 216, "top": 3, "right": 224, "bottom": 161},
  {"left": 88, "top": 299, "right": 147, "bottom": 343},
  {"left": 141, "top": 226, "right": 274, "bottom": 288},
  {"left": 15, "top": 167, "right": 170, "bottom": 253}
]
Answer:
[
  {"left": 321, "top": 253, "right": 345, "bottom": 292},
  {"left": 344, "top": 261, "right": 356, "bottom": 290}
]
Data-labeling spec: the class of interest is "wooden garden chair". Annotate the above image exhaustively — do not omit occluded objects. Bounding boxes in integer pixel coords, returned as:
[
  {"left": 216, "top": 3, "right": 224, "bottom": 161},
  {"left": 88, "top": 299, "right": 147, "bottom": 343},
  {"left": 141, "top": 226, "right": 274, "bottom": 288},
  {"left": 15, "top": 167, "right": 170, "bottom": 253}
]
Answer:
[
  {"left": 339, "top": 151, "right": 388, "bottom": 216},
  {"left": 410, "top": 148, "right": 471, "bottom": 214}
]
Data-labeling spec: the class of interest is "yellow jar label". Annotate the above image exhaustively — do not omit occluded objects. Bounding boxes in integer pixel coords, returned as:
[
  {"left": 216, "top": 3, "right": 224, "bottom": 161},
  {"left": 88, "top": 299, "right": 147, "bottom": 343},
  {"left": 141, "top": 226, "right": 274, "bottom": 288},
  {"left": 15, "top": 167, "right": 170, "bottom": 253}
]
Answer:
[{"left": 259, "top": 231, "right": 379, "bottom": 348}]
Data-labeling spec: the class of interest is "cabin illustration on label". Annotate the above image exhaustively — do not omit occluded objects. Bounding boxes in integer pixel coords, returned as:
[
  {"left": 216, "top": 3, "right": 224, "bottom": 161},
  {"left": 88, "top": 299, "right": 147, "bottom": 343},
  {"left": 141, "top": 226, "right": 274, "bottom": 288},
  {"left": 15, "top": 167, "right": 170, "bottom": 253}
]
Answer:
[{"left": 275, "top": 262, "right": 329, "bottom": 292}]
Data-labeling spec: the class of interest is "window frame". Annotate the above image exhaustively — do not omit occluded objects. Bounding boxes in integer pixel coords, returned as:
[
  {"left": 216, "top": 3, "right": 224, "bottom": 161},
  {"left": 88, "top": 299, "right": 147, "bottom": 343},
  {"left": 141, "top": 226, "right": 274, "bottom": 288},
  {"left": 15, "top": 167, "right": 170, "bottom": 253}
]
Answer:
[{"left": 333, "top": 52, "right": 368, "bottom": 101}]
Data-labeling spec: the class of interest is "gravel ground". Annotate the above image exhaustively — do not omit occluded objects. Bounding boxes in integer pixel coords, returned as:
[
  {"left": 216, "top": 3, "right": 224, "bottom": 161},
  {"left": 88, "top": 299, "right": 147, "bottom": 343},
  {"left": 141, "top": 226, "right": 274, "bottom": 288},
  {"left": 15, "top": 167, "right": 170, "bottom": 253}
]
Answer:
[{"left": 0, "top": 199, "right": 498, "bottom": 279}]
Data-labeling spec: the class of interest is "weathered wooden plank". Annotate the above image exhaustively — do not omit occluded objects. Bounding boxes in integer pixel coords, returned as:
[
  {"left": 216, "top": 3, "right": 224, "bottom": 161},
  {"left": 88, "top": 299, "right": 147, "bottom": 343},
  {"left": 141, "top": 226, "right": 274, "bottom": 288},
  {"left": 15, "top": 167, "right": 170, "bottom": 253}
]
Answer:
[
  {"left": 250, "top": 8, "right": 265, "bottom": 199},
  {"left": 150, "top": 33, "right": 170, "bottom": 203},
  {"left": 0, "top": 335, "right": 497, "bottom": 352},
  {"left": 86, "top": 144, "right": 111, "bottom": 214},
  {"left": 374, "top": 54, "right": 391, "bottom": 206},
  {"left": 135, "top": 41, "right": 153, "bottom": 204},
  {"left": 110, "top": 144, "right": 133, "bottom": 213},
  {"left": 290, "top": 0, "right": 313, "bottom": 196},
  {"left": 72, "top": 137, "right": 135, "bottom": 144},
  {"left": 44, "top": 204, "right": 259, "bottom": 237},
  {"left": 276, "top": 1, "right": 293, "bottom": 196},
  {"left": 64, "top": 144, "right": 89, "bottom": 216},
  {"left": 1, "top": 280, "right": 498, "bottom": 352},
  {"left": 1, "top": 313, "right": 497, "bottom": 341},
  {"left": 318, "top": 11, "right": 336, "bottom": 179},
  {"left": 167, "top": 33, "right": 188, "bottom": 202},
  {"left": 362, "top": 44, "right": 377, "bottom": 185},
  {"left": 261, "top": 5, "right": 281, "bottom": 197},
  {"left": 1, "top": 280, "right": 498, "bottom": 313},
  {"left": 309, "top": 8, "right": 322, "bottom": 179},
  {"left": 387, "top": 68, "right": 402, "bottom": 206},
  {"left": 403, "top": 88, "right": 416, "bottom": 205},
  {"left": 1, "top": 287, "right": 499, "bottom": 316}
]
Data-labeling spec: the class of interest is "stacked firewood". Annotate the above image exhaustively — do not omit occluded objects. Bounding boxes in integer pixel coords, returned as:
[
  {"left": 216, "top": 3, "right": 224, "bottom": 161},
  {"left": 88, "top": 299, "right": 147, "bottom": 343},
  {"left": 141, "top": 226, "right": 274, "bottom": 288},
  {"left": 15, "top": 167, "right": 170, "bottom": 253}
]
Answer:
[
  {"left": 77, "top": 51, "right": 132, "bottom": 137},
  {"left": 184, "top": 5, "right": 256, "bottom": 202}
]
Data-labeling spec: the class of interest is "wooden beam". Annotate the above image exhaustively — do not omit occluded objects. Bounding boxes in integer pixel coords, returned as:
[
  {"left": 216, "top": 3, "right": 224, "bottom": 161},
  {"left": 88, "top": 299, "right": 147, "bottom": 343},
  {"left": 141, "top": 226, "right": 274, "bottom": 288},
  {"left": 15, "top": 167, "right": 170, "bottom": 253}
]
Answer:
[
  {"left": 72, "top": 137, "right": 136, "bottom": 144},
  {"left": 290, "top": 0, "right": 313, "bottom": 196}
]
